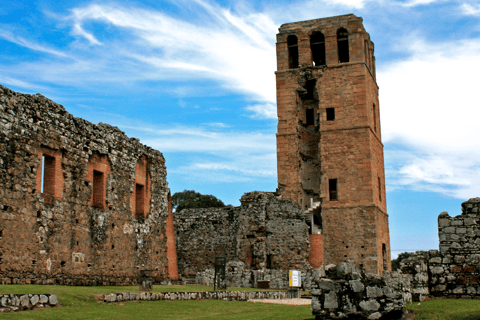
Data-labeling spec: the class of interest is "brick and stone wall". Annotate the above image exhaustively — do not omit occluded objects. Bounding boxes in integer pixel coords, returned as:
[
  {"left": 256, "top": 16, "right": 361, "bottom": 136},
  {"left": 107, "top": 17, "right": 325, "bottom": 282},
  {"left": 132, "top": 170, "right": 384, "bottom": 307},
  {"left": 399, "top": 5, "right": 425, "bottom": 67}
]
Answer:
[
  {"left": 175, "top": 191, "right": 316, "bottom": 288},
  {"left": 0, "top": 85, "right": 175, "bottom": 285},
  {"left": 275, "top": 14, "right": 390, "bottom": 275},
  {"left": 311, "top": 261, "right": 410, "bottom": 320},
  {"left": 399, "top": 198, "right": 480, "bottom": 299}
]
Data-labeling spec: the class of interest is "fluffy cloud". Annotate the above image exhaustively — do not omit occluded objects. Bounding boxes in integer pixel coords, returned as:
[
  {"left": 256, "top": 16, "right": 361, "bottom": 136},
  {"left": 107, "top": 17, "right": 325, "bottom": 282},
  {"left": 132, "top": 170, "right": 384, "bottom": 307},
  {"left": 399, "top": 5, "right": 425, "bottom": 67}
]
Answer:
[{"left": 379, "top": 37, "right": 480, "bottom": 199}]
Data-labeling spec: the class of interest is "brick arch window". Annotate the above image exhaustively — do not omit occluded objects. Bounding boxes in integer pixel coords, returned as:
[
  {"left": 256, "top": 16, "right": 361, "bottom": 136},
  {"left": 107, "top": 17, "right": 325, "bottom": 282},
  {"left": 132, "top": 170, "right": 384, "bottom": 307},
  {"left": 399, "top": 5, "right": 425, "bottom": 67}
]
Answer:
[
  {"left": 287, "top": 35, "right": 299, "bottom": 68},
  {"left": 337, "top": 28, "right": 349, "bottom": 63},
  {"left": 131, "top": 155, "right": 151, "bottom": 221},
  {"left": 87, "top": 153, "right": 111, "bottom": 210},
  {"left": 310, "top": 31, "right": 325, "bottom": 66}
]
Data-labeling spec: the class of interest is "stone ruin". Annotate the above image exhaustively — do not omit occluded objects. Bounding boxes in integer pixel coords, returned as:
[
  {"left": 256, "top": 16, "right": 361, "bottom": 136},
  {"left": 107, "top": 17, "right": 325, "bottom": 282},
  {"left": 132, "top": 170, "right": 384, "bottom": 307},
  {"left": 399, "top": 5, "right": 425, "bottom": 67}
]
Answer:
[
  {"left": 311, "top": 260, "right": 410, "bottom": 319},
  {"left": 0, "top": 84, "right": 177, "bottom": 285},
  {"left": 175, "top": 191, "right": 324, "bottom": 289},
  {"left": 399, "top": 198, "right": 480, "bottom": 300}
]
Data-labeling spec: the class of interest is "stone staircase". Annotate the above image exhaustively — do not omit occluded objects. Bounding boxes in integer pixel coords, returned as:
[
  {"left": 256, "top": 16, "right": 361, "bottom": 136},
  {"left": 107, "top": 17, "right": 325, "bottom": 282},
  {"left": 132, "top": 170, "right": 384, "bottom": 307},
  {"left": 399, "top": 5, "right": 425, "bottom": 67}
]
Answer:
[{"left": 304, "top": 199, "right": 321, "bottom": 234}]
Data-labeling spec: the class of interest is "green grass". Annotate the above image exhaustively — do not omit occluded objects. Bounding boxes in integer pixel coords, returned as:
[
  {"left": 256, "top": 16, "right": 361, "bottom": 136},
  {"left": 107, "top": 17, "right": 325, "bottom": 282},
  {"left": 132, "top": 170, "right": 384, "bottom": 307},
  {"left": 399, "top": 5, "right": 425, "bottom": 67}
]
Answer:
[
  {"left": 0, "top": 285, "right": 313, "bottom": 320},
  {"left": 406, "top": 299, "right": 480, "bottom": 319}
]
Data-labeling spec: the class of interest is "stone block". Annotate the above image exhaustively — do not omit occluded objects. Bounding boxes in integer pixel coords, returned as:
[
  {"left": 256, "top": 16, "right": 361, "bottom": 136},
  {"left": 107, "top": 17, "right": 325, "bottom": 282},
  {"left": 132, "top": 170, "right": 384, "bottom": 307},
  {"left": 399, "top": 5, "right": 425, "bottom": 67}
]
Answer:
[{"left": 359, "top": 299, "right": 380, "bottom": 311}]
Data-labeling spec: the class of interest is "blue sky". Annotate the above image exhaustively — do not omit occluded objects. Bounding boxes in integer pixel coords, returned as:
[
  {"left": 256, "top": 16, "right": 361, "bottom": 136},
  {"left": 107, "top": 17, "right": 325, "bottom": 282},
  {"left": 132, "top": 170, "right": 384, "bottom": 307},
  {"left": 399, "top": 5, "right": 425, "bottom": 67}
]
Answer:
[{"left": 2, "top": 0, "right": 480, "bottom": 259}]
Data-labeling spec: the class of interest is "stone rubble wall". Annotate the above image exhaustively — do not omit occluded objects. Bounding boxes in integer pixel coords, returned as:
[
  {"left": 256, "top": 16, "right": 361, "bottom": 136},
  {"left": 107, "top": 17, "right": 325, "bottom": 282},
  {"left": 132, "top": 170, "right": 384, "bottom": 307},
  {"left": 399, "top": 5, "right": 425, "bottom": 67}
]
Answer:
[
  {"left": 175, "top": 191, "right": 312, "bottom": 287},
  {"left": 195, "top": 260, "right": 325, "bottom": 290},
  {"left": 0, "top": 294, "right": 58, "bottom": 312},
  {"left": 0, "top": 85, "right": 171, "bottom": 285},
  {"left": 311, "top": 261, "right": 410, "bottom": 320},
  {"left": 399, "top": 198, "right": 480, "bottom": 299},
  {"left": 103, "top": 290, "right": 295, "bottom": 302}
]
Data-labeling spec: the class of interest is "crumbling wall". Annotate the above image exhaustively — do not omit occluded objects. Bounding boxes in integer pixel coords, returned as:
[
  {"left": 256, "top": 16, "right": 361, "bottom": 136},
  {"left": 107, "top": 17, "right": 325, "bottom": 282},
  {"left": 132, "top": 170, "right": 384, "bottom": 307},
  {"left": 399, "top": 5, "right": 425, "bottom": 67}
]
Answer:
[
  {"left": 399, "top": 198, "right": 480, "bottom": 299},
  {"left": 0, "top": 85, "right": 171, "bottom": 285},
  {"left": 311, "top": 261, "right": 410, "bottom": 320},
  {"left": 175, "top": 206, "right": 240, "bottom": 277},
  {"left": 175, "top": 191, "right": 312, "bottom": 288}
]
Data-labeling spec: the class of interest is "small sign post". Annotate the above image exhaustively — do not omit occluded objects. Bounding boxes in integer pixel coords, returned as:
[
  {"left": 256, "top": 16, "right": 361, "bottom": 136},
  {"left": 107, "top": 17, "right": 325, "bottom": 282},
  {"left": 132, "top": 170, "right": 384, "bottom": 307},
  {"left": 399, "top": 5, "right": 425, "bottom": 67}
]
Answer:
[{"left": 288, "top": 270, "right": 301, "bottom": 298}]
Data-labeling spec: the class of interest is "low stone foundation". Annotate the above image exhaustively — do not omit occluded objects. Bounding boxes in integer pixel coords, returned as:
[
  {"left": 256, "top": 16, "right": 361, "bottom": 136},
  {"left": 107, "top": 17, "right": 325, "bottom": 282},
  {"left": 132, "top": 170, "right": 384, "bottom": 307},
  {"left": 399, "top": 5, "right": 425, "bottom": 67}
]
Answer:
[
  {"left": 311, "top": 261, "right": 410, "bottom": 319},
  {"left": 0, "top": 294, "right": 58, "bottom": 312},
  {"left": 103, "top": 290, "right": 298, "bottom": 302}
]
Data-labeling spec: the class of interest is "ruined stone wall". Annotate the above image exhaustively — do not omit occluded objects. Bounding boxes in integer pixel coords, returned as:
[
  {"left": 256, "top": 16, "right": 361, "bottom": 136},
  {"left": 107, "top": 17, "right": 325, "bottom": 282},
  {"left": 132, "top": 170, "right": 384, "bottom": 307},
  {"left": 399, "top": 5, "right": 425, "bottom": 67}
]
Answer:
[
  {"left": 175, "top": 206, "right": 240, "bottom": 277},
  {"left": 0, "top": 85, "right": 172, "bottom": 285},
  {"left": 311, "top": 261, "right": 410, "bottom": 320},
  {"left": 175, "top": 191, "right": 312, "bottom": 287},
  {"left": 399, "top": 198, "right": 480, "bottom": 299},
  {"left": 275, "top": 14, "right": 390, "bottom": 275}
]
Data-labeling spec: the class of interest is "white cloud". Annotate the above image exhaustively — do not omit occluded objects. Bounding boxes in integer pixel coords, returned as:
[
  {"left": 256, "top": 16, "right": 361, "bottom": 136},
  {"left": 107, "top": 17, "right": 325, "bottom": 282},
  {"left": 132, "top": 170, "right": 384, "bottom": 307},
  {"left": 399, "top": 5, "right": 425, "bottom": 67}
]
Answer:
[
  {"left": 324, "top": 0, "right": 370, "bottom": 9},
  {"left": 399, "top": 0, "right": 439, "bottom": 7},
  {"left": 245, "top": 103, "right": 277, "bottom": 119},
  {"left": 461, "top": 3, "right": 480, "bottom": 16},
  {"left": 0, "top": 29, "right": 69, "bottom": 57},
  {"left": 64, "top": 1, "right": 277, "bottom": 103},
  {"left": 379, "top": 37, "right": 480, "bottom": 199},
  {"left": 114, "top": 122, "right": 277, "bottom": 182}
]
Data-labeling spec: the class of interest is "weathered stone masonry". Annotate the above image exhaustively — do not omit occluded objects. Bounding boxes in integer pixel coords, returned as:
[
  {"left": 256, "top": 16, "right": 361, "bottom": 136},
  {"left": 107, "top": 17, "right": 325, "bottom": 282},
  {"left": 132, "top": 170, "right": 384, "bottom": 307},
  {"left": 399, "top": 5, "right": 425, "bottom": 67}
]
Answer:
[
  {"left": 275, "top": 14, "right": 390, "bottom": 274},
  {"left": 400, "top": 198, "right": 480, "bottom": 300},
  {"left": 0, "top": 85, "right": 177, "bottom": 285},
  {"left": 175, "top": 191, "right": 325, "bottom": 288}
]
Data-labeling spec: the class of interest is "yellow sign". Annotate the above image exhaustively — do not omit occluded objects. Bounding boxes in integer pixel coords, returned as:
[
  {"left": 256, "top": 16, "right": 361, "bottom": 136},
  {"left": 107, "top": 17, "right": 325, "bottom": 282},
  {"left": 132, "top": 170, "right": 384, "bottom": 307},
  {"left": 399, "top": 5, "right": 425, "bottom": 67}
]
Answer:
[{"left": 289, "top": 270, "right": 301, "bottom": 287}]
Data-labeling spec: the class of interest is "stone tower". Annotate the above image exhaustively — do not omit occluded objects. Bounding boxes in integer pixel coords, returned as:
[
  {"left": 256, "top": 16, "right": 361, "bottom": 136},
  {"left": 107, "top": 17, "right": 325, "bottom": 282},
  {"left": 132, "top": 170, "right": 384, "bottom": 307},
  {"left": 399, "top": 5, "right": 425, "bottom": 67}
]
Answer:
[{"left": 275, "top": 14, "right": 391, "bottom": 274}]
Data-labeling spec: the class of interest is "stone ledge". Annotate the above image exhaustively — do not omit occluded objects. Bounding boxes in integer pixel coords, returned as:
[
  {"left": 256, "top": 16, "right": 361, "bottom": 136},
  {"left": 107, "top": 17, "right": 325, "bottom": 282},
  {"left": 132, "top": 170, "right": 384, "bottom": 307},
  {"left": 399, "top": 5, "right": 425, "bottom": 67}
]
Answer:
[
  {"left": 102, "top": 291, "right": 297, "bottom": 303},
  {"left": 0, "top": 294, "right": 58, "bottom": 312}
]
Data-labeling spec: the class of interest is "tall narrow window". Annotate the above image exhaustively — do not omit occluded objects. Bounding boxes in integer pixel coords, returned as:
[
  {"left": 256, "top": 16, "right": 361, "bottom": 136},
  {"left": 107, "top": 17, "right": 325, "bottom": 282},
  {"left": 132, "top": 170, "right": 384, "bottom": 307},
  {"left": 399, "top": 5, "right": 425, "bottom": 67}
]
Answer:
[
  {"left": 306, "top": 109, "right": 314, "bottom": 126},
  {"left": 382, "top": 243, "right": 387, "bottom": 272},
  {"left": 378, "top": 177, "right": 382, "bottom": 202},
  {"left": 42, "top": 155, "right": 56, "bottom": 195},
  {"left": 287, "top": 35, "right": 299, "bottom": 69},
  {"left": 329, "top": 179, "right": 338, "bottom": 201},
  {"left": 304, "top": 79, "right": 316, "bottom": 100},
  {"left": 310, "top": 32, "right": 325, "bottom": 66},
  {"left": 373, "top": 103, "right": 377, "bottom": 132},
  {"left": 135, "top": 183, "right": 145, "bottom": 217},
  {"left": 92, "top": 170, "right": 104, "bottom": 208},
  {"left": 326, "top": 108, "right": 335, "bottom": 121},
  {"left": 337, "top": 28, "right": 349, "bottom": 63}
]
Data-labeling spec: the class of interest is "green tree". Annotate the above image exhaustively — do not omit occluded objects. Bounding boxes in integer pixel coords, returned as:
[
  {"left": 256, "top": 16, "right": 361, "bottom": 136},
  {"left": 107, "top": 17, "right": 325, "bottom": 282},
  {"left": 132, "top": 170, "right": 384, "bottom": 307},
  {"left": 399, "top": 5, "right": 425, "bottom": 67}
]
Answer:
[
  {"left": 391, "top": 251, "right": 414, "bottom": 271},
  {"left": 172, "top": 190, "right": 226, "bottom": 212}
]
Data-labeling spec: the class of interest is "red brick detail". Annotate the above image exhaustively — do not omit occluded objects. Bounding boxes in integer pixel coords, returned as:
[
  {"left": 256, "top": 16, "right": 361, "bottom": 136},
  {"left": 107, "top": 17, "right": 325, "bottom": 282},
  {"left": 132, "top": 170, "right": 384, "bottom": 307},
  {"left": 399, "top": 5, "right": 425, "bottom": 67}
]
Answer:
[
  {"left": 130, "top": 155, "right": 151, "bottom": 219},
  {"left": 87, "top": 153, "right": 111, "bottom": 210},
  {"left": 309, "top": 234, "right": 323, "bottom": 268},
  {"left": 36, "top": 147, "right": 63, "bottom": 205},
  {"left": 464, "top": 265, "right": 475, "bottom": 273},
  {"left": 452, "top": 266, "right": 462, "bottom": 273},
  {"left": 166, "top": 193, "right": 179, "bottom": 279}
]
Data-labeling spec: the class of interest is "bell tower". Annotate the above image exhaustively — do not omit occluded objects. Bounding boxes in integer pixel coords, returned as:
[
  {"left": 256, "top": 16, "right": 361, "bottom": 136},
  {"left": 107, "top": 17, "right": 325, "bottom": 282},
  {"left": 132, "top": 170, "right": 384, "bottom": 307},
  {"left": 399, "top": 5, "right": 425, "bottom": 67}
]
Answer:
[{"left": 275, "top": 14, "right": 391, "bottom": 274}]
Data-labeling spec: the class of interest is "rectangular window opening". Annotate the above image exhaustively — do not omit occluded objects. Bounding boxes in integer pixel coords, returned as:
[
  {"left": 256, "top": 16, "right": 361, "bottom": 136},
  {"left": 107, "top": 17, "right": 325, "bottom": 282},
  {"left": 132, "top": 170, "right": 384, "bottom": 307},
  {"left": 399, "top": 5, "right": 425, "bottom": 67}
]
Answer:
[
  {"left": 329, "top": 179, "right": 338, "bottom": 201},
  {"left": 135, "top": 183, "right": 145, "bottom": 218},
  {"left": 306, "top": 109, "right": 315, "bottom": 126},
  {"left": 326, "top": 108, "right": 335, "bottom": 121},
  {"left": 266, "top": 255, "right": 273, "bottom": 269},
  {"left": 304, "top": 79, "right": 316, "bottom": 100},
  {"left": 93, "top": 170, "right": 105, "bottom": 208},
  {"left": 378, "top": 177, "right": 382, "bottom": 202},
  {"left": 42, "top": 155, "right": 56, "bottom": 195},
  {"left": 373, "top": 103, "right": 377, "bottom": 132}
]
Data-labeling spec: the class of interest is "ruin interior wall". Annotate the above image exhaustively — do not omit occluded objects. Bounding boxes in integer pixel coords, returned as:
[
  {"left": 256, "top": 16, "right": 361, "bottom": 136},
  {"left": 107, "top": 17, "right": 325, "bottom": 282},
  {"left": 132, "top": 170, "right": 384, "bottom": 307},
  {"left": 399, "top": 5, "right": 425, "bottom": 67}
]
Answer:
[
  {"left": 0, "top": 85, "right": 172, "bottom": 285},
  {"left": 175, "top": 191, "right": 312, "bottom": 287}
]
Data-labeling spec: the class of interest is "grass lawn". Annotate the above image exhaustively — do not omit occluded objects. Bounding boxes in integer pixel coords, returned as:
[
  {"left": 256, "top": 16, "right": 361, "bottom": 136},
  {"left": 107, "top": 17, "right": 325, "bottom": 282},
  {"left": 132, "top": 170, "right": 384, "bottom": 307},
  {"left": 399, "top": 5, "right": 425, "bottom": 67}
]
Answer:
[
  {"left": 406, "top": 299, "right": 480, "bottom": 319},
  {"left": 0, "top": 285, "right": 313, "bottom": 320}
]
